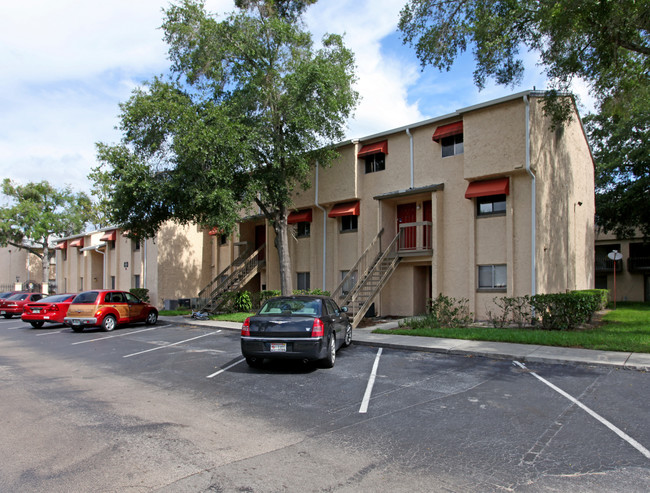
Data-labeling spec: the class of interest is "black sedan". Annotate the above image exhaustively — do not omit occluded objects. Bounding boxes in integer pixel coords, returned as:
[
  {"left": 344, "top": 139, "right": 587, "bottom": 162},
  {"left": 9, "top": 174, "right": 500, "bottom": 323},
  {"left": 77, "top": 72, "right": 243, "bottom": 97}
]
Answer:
[{"left": 241, "top": 295, "right": 352, "bottom": 368}]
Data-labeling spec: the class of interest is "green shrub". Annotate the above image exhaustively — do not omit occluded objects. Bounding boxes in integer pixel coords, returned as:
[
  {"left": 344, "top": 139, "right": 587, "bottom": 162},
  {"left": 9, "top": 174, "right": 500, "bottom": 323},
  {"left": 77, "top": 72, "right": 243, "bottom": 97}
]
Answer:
[
  {"left": 573, "top": 289, "right": 609, "bottom": 311},
  {"left": 130, "top": 288, "right": 150, "bottom": 303},
  {"left": 292, "top": 288, "right": 331, "bottom": 296},
  {"left": 234, "top": 291, "right": 253, "bottom": 312},
  {"left": 487, "top": 295, "right": 532, "bottom": 328},
  {"left": 530, "top": 292, "right": 600, "bottom": 330},
  {"left": 402, "top": 294, "right": 473, "bottom": 329}
]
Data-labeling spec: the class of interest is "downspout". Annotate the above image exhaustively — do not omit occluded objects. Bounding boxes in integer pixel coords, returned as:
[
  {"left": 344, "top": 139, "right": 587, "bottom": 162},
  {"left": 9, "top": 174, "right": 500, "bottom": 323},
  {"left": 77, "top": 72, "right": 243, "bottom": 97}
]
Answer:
[
  {"left": 315, "top": 163, "right": 327, "bottom": 291},
  {"left": 406, "top": 128, "right": 414, "bottom": 188},
  {"left": 143, "top": 239, "right": 147, "bottom": 289},
  {"left": 524, "top": 94, "right": 536, "bottom": 296}
]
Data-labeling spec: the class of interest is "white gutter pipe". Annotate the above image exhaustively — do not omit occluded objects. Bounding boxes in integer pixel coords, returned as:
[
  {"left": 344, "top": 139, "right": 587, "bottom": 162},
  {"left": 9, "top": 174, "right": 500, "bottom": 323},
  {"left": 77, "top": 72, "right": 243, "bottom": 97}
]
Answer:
[
  {"left": 406, "top": 128, "right": 414, "bottom": 188},
  {"left": 524, "top": 94, "right": 536, "bottom": 295},
  {"left": 315, "top": 163, "right": 327, "bottom": 291}
]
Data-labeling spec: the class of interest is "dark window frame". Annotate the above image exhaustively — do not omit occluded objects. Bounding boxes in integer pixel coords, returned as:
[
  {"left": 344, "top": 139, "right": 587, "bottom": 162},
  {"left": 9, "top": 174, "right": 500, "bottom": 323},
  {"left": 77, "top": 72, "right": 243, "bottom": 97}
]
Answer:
[
  {"left": 477, "top": 194, "right": 507, "bottom": 217},
  {"left": 441, "top": 133, "right": 464, "bottom": 157},
  {"left": 296, "top": 221, "right": 311, "bottom": 238},
  {"left": 364, "top": 153, "right": 386, "bottom": 173},
  {"left": 477, "top": 264, "right": 507, "bottom": 291},
  {"left": 340, "top": 215, "right": 358, "bottom": 232}
]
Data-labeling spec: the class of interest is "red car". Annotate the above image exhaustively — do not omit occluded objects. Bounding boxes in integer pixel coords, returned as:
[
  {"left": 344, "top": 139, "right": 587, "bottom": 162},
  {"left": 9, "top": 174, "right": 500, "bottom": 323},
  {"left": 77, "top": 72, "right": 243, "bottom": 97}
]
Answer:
[
  {"left": 0, "top": 291, "right": 20, "bottom": 301},
  {"left": 64, "top": 290, "right": 158, "bottom": 332},
  {"left": 21, "top": 293, "right": 77, "bottom": 328},
  {"left": 0, "top": 292, "right": 45, "bottom": 319}
]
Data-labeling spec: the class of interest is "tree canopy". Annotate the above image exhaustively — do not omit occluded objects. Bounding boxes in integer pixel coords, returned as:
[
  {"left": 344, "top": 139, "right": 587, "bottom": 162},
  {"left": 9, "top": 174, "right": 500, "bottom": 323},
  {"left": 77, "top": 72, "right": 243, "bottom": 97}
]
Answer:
[
  {"left": 93, "top": 0, "right": 358, "bottom": 294},
  {"left": 0, "top": 179, "right": 93, "bottom": 288},
  {"left": 399, "top": 0, "right": 649, "bottom": 235}
]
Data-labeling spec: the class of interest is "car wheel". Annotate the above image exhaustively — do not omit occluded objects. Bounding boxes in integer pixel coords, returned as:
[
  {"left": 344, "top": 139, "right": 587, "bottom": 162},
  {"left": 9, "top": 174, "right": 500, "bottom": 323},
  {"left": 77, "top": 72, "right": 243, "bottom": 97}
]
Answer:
[
  {"left": 145, "top": 310, "right": 158, "bottom": 325},
  {"left": 322, "top": 334, "right": 336, "bottom": 368},
  {"left": 342, "top": 324, "right": 352, "bottom": 347},
  {"left": 30, "top": 321, "right": 44, "bottom": 328},
  {"left": 245, "top": 356, "right": 263, "bottom": 368},
  {"left": 3, "top": 314, "right": 12, "bottom": 319},
  {"left": 102, "top": 315, "right": 117, "bottom": 332},
  {"left": 71, "top": 326, "right": 84, "bottom": 333}
]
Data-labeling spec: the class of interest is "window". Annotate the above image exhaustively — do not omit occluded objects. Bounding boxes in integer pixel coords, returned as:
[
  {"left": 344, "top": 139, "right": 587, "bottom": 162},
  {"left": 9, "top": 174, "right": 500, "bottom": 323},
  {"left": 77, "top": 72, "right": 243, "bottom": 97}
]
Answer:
[
  {"left": 297, "top": 272, "right": 310, "bottom": 291},
  {"left": 478, "top": 265, "right": 507, "bottom": 290},
  {"left": 341, "top": 215, "right": 358, "bottom": 232},
  {"left": 62, "top": 249, "right": 67, "bottom": 262},
  {"left": 296, "top": 221, "right": 310, "bottom": 238},
  {"left": 441, "top": 134, "right": 463, "bottom": 157},
  {"left": 79, "top": 277, "right": 83, "bottom": 291},
  {"left": 219, "top": 234, "right": 228, "bottom": 245},
  {"left": 133, "top": 239, "right": 140, "bottom": 251},
  {"left": 341, "top": 270, "right": 358, "bottom": 294},
  {"left": 477, "top": 195, "right": 506, "bottom": 216},
  {"left": 365, "top": 153, "right": 385, "bottom": 173},
  {"left": 134, "top": 274, "right": 141, "bottom": 289},
  {"left": 111, "top": 276, "right": 116, "bottom": 289}
]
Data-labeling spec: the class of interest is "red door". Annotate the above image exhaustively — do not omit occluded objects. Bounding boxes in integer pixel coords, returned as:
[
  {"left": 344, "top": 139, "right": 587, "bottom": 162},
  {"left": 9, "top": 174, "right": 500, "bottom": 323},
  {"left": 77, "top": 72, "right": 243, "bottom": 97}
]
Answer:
[
  {"left": 397, "top": 203, "right": 417, "bottom": 250},
  {"left": 255, "top": 225, "right": 266, "bottom": 261}
]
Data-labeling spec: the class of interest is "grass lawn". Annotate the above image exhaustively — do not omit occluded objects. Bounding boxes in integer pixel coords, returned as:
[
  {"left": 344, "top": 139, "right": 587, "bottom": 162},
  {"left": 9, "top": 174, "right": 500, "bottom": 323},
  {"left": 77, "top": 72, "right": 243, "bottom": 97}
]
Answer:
[
  {"left": 373, "top": 302, "right": 650, "bottom": 353},
  {"left": 158, "top": 309, "right": 253, "bottom": 323}
]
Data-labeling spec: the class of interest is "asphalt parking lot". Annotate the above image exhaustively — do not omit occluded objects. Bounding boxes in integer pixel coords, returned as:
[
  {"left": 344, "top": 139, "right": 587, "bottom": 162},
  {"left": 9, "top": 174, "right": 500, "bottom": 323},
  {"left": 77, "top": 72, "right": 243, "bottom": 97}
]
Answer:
[{"left": 1, "top": 316, "right": 649, "bottom": 492}]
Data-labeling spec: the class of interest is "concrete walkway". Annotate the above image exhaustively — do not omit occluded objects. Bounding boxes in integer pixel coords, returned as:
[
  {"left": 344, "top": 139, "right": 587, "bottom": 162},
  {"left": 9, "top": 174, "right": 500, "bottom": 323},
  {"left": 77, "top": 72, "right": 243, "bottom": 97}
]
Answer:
[{"left": 160, "top": 316, "right": 650, "bottom": 371}]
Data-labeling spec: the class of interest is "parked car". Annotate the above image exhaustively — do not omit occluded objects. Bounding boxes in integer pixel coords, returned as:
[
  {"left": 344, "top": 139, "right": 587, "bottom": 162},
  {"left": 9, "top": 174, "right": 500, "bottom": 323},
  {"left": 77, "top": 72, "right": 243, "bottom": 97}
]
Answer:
[
  {"left": 0, "top": 291, "right": 19, "bottom": 301},
  {"left": 21, "top": 293, "right": 77, "bottom": 328},
  {"left": 64, "top": 290, "right": 158, "bottom": 332},
  {"left": 0, "top": 292, "right": 45, "bottom": 318},
  {"left": 240, "top": 295, "right": 352, "bottom": 368}
]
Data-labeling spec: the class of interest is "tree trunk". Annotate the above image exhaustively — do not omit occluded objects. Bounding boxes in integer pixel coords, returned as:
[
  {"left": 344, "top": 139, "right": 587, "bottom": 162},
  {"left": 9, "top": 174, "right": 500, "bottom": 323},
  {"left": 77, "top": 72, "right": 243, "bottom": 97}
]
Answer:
[
  {"left": 272, "top": 210, "right": 293, "bottom": 295},
  {"left": 41, "top": 240, "right": 50, "bottom": 294}
]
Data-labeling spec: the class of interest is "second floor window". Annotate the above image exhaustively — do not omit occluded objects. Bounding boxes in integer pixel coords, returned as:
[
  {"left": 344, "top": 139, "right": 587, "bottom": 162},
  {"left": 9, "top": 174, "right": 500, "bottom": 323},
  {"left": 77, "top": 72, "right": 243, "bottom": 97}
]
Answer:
[
  {"left": 441, "top": 134, "right": 463, "bottom": 157},
  {"left": 477, "top": 195, "right": 506, "bottom": 216},
  {"left": 365, "top": 153, "right": 385, "bottom": 173}
]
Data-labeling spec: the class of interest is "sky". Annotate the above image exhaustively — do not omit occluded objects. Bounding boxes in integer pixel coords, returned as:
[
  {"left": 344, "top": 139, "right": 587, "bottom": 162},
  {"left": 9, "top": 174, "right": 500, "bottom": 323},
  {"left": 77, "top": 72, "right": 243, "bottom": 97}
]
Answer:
[{"left": 0, "top": 0, "right": 595, "bottom": 196}]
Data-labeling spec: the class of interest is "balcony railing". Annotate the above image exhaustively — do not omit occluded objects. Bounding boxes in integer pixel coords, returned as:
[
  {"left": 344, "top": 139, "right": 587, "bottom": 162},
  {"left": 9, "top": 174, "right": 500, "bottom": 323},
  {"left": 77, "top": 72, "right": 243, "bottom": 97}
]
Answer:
[
  {"left": 628, "top": 256, "right": 650, "bottom": 273},
  {"left": 595, "top": 255, "right": 622, "bottom": 273},
  {"left": 398, "top": 221, "right": 432, "bottom": 253}
]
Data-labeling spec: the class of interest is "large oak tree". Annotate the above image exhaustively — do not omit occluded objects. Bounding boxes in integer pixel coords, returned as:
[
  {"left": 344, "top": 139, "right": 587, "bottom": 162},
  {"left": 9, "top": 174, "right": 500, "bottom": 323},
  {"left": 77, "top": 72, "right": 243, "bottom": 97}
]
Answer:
[{"left": 94, "top": 0, "right": 358, "bottom": 294}]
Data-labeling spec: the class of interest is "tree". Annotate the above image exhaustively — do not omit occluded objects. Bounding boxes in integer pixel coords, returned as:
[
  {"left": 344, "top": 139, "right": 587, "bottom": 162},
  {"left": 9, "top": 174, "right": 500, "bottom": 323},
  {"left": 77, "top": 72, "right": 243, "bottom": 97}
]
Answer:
[
  {"left": 0, "top": 179, "right": 93, "bottom": 291},
  {"left": 398, "top": 0, "right": 649, "bottom": 124},
  {"left": 93, "top": 0, "right": 358, "bottom": 294},
  {"left": 399, "top": 0, "right": 649, "bottom": 234}
]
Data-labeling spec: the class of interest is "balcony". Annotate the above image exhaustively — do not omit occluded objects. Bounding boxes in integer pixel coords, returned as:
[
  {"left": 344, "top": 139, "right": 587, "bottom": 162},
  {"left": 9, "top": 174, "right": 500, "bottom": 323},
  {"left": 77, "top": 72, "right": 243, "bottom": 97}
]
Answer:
[
  {"left": 595, "top": 255, "right": 622, "bottom": 274},
  {"left": 398, "top": 221, "right": 432, "bottom": 254},
  {"left": 628, "top": 256, "right": 650, "bottom": 273}
]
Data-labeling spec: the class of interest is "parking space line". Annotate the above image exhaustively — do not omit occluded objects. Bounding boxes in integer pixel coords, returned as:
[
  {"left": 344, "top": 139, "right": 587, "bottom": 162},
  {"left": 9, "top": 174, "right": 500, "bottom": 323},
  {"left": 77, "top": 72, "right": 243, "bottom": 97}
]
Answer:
[
  {"left": 359, "top": 348, "right": 383, "bottom": 414},
  {"left": 513, "top": 361, "right": 650, "bottom": 459},
  {"left": 36, "top": 329, "right": 67, "bottom": 336},
  {"left": 71, "top": 326, "right": 162, "bottom": 345},
  {"left": 206, "top": 358, "right": 245, "bottom": 378},
  {"left": 123, "top": 330, "right": 221, "bottom": 358}
]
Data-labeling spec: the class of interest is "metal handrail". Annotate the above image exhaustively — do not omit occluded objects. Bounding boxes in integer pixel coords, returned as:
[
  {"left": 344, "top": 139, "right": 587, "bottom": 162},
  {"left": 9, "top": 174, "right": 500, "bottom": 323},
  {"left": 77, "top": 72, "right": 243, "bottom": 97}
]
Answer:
[
  {"left": 331, "top": 228, "right": 384, "bottom": 301},
  {"left": 198, "top": 246, "right": 251, "bottom": 299}
]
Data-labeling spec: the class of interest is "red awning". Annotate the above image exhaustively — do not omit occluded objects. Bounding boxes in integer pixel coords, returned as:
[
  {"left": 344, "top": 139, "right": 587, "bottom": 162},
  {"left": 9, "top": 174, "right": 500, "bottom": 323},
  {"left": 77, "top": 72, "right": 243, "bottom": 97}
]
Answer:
[
  {"left": 54, "top": 241, "right": 67, "bottom": 250},
  {"left": 328, "top": 201, "right": 360, "bottom": 218},
  {"left": 432, "top": 121, "right": 463, "bottom": 142},
  {"left": 100, "top": 230, "right": 116, "bottom": 242},
  {"left": 287, "top": 209, "right": 313, "bottom": 224},
  {"left": 465, "top": 178, "right": 510, "bottom": 199},
  {"left": 357, "top": 140, "right": 388, "bottom": 158},
  {"left": 69, "top": 238, "right": 84, "bottom": 248}
]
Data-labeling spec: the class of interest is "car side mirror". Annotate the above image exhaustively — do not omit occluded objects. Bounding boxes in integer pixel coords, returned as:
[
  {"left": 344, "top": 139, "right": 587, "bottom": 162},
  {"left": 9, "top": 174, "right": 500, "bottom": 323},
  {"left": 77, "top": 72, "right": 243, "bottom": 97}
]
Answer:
[{"left": 341, "top": 306, "right": 348, "bottom": 313}]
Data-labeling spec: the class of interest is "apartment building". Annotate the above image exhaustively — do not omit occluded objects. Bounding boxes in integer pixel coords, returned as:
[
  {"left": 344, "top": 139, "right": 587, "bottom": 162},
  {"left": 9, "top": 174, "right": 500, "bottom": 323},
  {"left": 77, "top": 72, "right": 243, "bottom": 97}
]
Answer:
[
  {"left": 595, "top": 230, "right": 650, "bottom": 302},
  {"left": 55, "top": 222, "right": 213, "bottom": 306},
  {"left": 208, "top": 91, "right": 595, "bottom": 322},
  {"left": 0, "top": 245, "right": 54, "bottom": 292}
]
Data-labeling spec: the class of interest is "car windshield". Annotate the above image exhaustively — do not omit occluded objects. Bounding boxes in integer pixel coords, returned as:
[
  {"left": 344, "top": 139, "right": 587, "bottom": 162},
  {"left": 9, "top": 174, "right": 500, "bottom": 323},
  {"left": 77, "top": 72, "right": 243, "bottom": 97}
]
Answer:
[
  {"left": 39, "top": 294, "right": 73, "bottom": 303},
  {"left": 72, "top": 291, "right": 99, "bottom": 304},
  {"left": 0, "top": 292, "right": 13, "bottom": 298},
  {"left": 7, "top": 293, "right": 28, "bottom": 301},
  {"left": 259, "top": 298, "right": 321, "bottom": 317}
]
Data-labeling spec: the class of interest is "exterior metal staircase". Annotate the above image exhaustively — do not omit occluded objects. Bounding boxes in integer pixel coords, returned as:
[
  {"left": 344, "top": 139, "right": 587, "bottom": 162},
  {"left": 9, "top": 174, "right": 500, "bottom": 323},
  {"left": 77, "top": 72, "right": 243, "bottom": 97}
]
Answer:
[
  {"left": 332, "top": 229, "right": 402, "bottom": 328},
  {"left": 196, "top": 243, "right": 266, "bottom": 313}
]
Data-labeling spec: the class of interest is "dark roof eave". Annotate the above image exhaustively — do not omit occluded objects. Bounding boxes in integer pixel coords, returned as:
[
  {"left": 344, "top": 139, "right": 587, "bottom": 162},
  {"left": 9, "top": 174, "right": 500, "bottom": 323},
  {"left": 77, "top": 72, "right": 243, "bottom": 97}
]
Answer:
[{"left": 373, "top": 183, "right": 444, "bottom": 201}]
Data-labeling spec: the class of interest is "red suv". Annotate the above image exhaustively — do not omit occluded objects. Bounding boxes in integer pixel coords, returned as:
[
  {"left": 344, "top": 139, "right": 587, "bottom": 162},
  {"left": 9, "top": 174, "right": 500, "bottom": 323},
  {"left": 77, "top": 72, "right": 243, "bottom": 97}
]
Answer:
[
  {"left": 64, "top": 290, "right": 158, "bottom": 332},
  {"left": 0, "top": 292, "right": 45, "bottom": 318}
]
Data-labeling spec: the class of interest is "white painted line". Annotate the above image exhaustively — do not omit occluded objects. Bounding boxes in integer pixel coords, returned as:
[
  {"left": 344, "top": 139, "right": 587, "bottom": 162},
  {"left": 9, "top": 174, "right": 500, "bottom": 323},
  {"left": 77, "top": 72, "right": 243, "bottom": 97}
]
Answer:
[
  {"left": 206, "top": 358, "right": 245, "bottom": 378},
  {"left": 71, "top": 326, "right": 161, "bottom": 345},
  {"left": 359, "top": 348, "right": 383, "bottom": 414},
  {"left": 36, "top": 329, "right": 66, "bottom": 336},
  {"left": 123, "top": 330, "right": 221, "bottom": 358},
  {"left": 513, "top": 361, "right": 650, "bottom": 460}
]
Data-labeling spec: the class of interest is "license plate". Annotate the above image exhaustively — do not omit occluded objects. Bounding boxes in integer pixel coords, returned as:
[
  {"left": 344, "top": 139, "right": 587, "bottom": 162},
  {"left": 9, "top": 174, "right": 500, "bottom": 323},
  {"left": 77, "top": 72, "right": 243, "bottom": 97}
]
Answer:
[
  {"left": 73, "top": 320, "right": 81, "bottom": 326},
  {"left": 270, "top": 343, "right": 286, "bottom": 352},
  {"left": 33, "top": 309, "right": 41, "bottom": 313}
]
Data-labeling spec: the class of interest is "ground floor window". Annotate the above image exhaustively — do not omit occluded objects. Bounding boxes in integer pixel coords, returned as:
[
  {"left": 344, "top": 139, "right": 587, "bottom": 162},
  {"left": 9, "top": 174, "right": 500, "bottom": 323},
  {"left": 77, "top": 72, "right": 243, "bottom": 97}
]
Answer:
[
  {"left": 79, "top": 277, "right": 83, "bottom": 291},
  {"left": 341, "top": 215, "right": 358, "bottom": 232},
  {"left": 111, "top": 276, "right": 116, "bottom": 289},
  {"left": 595, "top": 275, "right": 607, "bottom": 290},
  {"left": 134, "top": 274, "right": 141, "bottom": 289},
  {"left": 296, "top": 221, "right": 310, "bottom": 238},
  {"left": 478, "top": 264, "right": 507, "bottom": 290},
  {"left": 297, "top": 272, "right": 310, "bottom": 291}
]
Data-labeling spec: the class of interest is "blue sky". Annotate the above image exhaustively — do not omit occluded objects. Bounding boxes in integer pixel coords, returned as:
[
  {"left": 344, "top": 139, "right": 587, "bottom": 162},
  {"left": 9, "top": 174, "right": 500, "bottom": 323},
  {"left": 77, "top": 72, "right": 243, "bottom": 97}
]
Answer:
[{"left": 0, "top": 0, "right": 594, "bottom": 195}]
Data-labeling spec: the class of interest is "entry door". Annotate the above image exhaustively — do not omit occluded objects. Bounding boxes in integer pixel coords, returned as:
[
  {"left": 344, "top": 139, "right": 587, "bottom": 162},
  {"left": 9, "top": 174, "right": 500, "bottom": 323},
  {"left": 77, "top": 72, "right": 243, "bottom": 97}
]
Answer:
[
  {"left": 397, "top": 203, "right": 417, "bottom": 250},
  {"left": 255, "top": 225, "right": 266, "bottom": 261}
]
